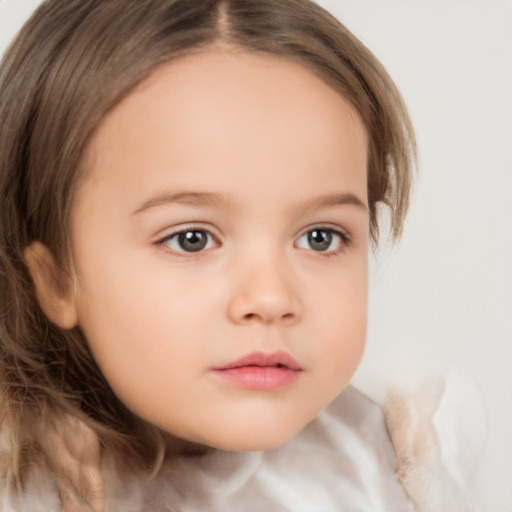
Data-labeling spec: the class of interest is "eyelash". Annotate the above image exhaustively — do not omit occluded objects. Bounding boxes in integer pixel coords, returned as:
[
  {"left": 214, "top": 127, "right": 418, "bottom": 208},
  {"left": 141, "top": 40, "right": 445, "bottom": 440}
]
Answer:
[
  {"left": 295, "top": 225, "right": 353, "bottom": 256},
  {"left": 155, "top": 225, "right": 220, "bottom": 257},
  {"left": 154, "top": 224, "right": 353, "bottom": 257}
]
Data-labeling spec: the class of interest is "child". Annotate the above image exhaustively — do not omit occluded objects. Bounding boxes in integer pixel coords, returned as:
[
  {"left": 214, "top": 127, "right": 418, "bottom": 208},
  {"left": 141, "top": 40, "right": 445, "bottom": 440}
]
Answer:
[{"left": 0, "top": 1, "right": 483, "bottom": 511}]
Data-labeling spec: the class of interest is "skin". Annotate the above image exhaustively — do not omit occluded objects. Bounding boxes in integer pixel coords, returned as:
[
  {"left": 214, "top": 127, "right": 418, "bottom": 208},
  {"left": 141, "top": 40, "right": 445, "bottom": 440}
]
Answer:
[{"left": 36, "top": 47, "right": 370, "bottom": 451}]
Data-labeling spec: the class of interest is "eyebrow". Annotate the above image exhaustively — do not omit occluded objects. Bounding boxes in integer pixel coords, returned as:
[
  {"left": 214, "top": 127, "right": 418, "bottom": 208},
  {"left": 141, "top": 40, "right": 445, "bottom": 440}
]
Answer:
[
  {"left": 296, "top": 192, "right": 368, "bottom": 214},
  {"left": 132, "top": 191, "right": 230, "bottom": 215},
  {"left": 132, "top": 190, "right": 367, "bottom": 215}
]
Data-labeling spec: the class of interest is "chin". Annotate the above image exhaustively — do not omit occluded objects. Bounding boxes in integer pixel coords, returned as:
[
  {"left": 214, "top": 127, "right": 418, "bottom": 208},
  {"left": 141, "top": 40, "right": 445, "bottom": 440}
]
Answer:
[
  {"left": 197, "top": 419, "right": 308, "bottom": 453},
  {"left": 207, "top": 436, "right": 291, "bottom": 453}
]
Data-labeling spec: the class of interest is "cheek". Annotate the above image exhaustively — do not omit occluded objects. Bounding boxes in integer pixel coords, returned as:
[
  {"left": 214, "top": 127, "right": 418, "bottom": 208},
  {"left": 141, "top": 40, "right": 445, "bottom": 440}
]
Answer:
[
  {"left": 73, "top": 253, "right": 216, "bottom": 397},
  {"left": 306, "top": 258, "right": 368, "bottom": 389}
]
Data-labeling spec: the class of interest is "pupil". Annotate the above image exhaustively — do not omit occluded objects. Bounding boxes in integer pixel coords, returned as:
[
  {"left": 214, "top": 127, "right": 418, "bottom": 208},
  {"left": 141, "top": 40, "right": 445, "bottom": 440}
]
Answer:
[
  {"left": 308, "top": 230, "right": 332, "bottom": 251},
  {"left": 178, "top": 231, "right": 207, "bottom": 252}
]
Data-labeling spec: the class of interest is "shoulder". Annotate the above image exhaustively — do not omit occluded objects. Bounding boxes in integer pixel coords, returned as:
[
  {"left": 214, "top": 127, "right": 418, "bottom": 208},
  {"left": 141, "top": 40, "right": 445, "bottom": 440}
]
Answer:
[
  {"left": 313, "top": 385, "right": 402, "bottom": 471},
  {"left": 379, "top": 369, "right": 487, "bottom": 512},
  {"left": 320, "top": 371, "right": 487, "bottom": 512},
  {"left": 0, "top": 467, "right": 61, "bottom": 512}
]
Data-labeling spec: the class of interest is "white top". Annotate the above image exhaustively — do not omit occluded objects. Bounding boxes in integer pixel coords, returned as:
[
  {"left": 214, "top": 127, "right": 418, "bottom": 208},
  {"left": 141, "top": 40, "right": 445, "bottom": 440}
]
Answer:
[
  {"left": 2, "top": 370, "right": 485, "bottom": 512},
  {"left": 106, "top": 387, "right": 411, "bottom": 512}
]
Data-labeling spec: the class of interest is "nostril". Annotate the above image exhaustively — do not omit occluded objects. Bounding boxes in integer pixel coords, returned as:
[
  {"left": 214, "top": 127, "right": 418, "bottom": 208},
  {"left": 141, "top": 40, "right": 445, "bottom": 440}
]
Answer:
[{"left": 242, "top": 311, "right": 295, "bottom": 323}]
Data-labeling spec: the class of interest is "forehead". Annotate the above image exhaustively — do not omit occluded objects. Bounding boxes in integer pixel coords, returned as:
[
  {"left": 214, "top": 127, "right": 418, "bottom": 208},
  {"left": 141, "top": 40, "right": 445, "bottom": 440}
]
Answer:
[{"left": 80, "top": 47, "right": 368, "bottom": 209}]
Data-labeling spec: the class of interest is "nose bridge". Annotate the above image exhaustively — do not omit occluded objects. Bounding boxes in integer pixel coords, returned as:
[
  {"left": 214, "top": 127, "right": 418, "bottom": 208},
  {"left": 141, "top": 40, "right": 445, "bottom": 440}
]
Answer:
[{"left": 227, "top": 244, "right": 300, "bottom": 325}]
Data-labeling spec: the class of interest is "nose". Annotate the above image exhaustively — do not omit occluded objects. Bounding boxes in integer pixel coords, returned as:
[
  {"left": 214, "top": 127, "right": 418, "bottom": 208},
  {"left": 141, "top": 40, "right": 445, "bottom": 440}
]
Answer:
[{"left": 226, "top": 256, "right": 301, "bottom": 326}]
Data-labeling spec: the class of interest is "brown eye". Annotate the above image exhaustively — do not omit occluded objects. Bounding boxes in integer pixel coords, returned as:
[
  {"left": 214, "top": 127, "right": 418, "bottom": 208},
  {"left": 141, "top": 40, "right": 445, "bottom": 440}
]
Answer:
[
  {"left": 295, "top": 227, "right": 348, "bottom": 253},
  {"left": 307, "top": 229, "right": 333, "bottom": 251},
  {"left": 178, "top": 231, "right": 208, "bottom": 252},
  {"left": 163, "top": 229, "right": 217, "bottom": 253}
]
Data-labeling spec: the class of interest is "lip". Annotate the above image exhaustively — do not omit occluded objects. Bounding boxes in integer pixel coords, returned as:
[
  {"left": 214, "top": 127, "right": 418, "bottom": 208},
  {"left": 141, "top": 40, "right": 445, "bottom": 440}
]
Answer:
[{"left": 212, "top": 351, "right": 303, "bottom": 391}]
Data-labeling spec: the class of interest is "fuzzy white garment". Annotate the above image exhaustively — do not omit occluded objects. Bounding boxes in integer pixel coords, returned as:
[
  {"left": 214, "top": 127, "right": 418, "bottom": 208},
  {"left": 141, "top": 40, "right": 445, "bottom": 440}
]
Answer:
[
  {"left": 382, "top": 369, "right": 487, "bottom": 512},
  {"left": 2, "top": 370, "right": 486, "bottom": 512},
  {"left": 104, "top": 386, "right": 411, "bottom": 512}
]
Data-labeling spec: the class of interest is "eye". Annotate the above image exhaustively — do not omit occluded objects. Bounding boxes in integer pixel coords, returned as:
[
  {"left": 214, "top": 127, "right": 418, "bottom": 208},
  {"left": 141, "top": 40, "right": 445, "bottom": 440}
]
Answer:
[
  {"left": 295, "top": 227, "right": 349, "bottom": 253},
  {"left": 160, "top": 229, "right": 218, "bottom": 253}
]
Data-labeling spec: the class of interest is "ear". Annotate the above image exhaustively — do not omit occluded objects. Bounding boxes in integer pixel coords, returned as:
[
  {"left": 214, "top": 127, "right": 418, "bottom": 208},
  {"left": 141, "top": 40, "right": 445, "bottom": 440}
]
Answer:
[{"left": 24, "top": 241, "right": 78, "bottom": 330}]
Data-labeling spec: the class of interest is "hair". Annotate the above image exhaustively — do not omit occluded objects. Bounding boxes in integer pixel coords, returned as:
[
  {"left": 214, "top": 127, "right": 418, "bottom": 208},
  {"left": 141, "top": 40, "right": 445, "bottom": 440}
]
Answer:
[{"left": 0, "top": 0, "right": 416, "bottom": 487}]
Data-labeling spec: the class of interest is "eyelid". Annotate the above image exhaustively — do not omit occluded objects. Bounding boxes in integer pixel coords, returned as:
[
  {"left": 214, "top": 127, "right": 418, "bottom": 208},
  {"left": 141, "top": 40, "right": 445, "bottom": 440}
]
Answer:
[
  {"left": 295, "top": 223, "right": 352, "bottom": 240},
  {"left": 294, "top": 223, "right": 353, "bottom": 253},
  {"left": 153, "top": 223, "right": 221, "bottom": 255}
]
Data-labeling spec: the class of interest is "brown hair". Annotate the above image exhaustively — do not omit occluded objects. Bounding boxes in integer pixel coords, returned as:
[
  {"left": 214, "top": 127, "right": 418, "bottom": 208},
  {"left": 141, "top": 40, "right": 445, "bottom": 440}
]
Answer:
[{"left": 0, "top": 0, "right": 415, "bottom": 485}]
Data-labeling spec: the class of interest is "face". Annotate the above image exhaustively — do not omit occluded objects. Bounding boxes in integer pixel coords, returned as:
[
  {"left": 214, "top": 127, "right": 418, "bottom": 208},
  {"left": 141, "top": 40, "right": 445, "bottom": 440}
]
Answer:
[{"left": 69, "top": 48, "right": 369, "bottom": 451}]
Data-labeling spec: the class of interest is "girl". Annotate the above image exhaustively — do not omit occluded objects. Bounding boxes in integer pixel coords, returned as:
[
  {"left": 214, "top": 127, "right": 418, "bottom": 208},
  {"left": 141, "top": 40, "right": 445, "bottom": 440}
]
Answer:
[{"left": 0, "top": 1, "right": 484, "bottom": 511}]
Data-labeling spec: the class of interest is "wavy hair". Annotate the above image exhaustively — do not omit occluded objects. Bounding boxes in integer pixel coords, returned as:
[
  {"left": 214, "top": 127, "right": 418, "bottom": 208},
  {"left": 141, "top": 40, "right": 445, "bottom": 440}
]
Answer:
[{"left": 0, "top": 0, "right": 416, "bottom": 485}]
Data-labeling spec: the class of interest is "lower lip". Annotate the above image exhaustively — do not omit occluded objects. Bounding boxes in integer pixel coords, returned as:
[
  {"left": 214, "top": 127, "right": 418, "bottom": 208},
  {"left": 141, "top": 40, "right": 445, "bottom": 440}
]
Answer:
[{"left": 212, "top": 366, "right": 302, "bottom": 391}]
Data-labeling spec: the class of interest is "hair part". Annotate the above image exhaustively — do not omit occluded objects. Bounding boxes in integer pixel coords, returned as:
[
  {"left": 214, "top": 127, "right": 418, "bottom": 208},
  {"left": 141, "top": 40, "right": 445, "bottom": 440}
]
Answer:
[{"left": 0, "top": 0, "right": 416, "bottom": 487}]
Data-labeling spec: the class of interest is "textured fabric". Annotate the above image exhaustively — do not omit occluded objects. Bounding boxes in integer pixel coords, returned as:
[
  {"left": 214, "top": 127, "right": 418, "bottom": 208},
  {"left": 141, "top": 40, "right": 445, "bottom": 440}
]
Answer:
[
  {"left": 383, "top": 369, "right": 487, "bottom": 512},
  {"left": 1, "top": 372, "right": 486, "bottom": 512},
  {"left": 103, "top": 387, "right": 412, "bottom": 512}
]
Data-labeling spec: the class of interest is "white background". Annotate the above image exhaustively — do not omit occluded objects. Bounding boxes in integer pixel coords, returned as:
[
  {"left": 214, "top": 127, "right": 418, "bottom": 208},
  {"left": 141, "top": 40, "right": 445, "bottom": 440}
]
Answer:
[
  {"left": 1, "top": 1, "right": 511, "bottom": 510},
  {"left": 315, "top": 2, "right": 512, "bottom": 510}
]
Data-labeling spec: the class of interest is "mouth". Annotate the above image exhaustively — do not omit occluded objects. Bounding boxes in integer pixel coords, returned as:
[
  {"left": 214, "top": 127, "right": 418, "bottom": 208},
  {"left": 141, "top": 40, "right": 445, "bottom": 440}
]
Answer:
[{"left": 212, "top": 351, "right": 303, "bottom": 391}]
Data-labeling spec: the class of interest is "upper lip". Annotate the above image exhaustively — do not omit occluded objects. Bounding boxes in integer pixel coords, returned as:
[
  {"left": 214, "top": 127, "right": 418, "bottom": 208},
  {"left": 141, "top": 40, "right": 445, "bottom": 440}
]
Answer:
[{"left": 213, "top": 351, "right": 303, "bottom": 371}]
